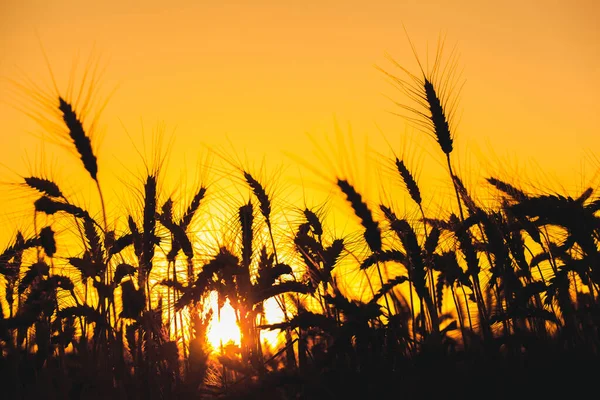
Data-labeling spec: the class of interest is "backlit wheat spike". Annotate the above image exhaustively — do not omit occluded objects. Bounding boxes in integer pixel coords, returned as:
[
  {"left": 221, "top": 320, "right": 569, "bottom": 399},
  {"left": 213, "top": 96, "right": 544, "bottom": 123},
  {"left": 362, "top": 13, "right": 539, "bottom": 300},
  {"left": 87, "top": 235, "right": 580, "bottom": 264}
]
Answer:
[
  {"left": 337, "top": 179, "right": 381, "bottom": 253},
  {"left": 424, "top": 78, "right": 453, "bottom": 155},
  {"left": 239, "top": 201, "right": 254, "bottom": 270},
  {"left": 395, "top": 158, "right": 422, "bottom": 206},
  {"left": 83, "top": 218, "right": 103, "bottom": 265},
  {"left": 39, "top": 226, "right": 56, "bottom": 257},
  {"left": 142, "top": 174, "right": 157, "bottom": 271},
  {"left": 452, "top": 175, "right": 479, "bottom": 215},
  {"left": 487, "top": 177, "right": 528, "bottom": 202},
  {"left": 34, "top": 195, "right": 90, "bottom": 220},
  {"left": 379, "top": 204, "right": 398, "bottom": 223},
  {"left": 180, "top": 187, "right": 207, "bottom": 230},
  {"left": 24, "top": 177, "right": 63, "bottom": 198},
  {"left": 58, "top": 97, "right": 98, "bottom": 181},
  {"left": 244, "top": 171, "right": 271, "bottom": 225},
  {"left": 303, "top": 208, "right": 323, "bottom": 237}
]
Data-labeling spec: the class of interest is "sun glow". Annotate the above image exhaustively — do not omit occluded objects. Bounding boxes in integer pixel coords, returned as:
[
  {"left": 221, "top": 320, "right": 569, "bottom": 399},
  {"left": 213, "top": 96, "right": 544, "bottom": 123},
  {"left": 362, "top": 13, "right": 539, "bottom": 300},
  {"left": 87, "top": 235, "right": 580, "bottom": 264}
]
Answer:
[
  {"left": 206, "top": 295, "right": 241, "bottom": 349},
  {"left": 260, "top": 297, "right": 285, "bottom": 350},
  {"left": 203, "top": 291, "right": 286, "bottom": 352}
]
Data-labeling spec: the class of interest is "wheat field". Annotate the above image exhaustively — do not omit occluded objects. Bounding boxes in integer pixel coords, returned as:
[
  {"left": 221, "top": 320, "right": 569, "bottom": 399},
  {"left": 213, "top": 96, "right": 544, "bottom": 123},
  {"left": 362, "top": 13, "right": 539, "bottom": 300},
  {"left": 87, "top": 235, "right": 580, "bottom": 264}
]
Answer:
[{"left": 1, "top": 33, "right": 599, "bottom": 400}]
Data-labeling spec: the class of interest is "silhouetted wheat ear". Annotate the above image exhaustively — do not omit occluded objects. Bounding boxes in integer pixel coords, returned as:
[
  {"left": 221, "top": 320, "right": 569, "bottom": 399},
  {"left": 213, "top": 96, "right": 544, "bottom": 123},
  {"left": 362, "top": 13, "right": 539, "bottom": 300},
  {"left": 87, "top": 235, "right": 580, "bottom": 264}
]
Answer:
[
  {"left": 244, "top": 172, "right": 271, "bottom": 224},
  {"left": 58, "top": 97, "right": 98, "bottom": 180},
  {"left": 142, "top": 175, "right": 157, "bottom": 268},
  {"left": 33, "top": 196, "right": 60, "bottom": 215},
  {"left": 239, "top": 201, "right": 254, "bottom": 269},
  {"left": 372, "top": 275, "right": 409, "bottom": 303},
  {"left": 0, "top": 233, "right": 38, "bottom": 264},
  {"left": 486, "top": 177, "right": 528, "bottom": 202},
  {"left": 395, "top": 158, "right": 422, "bottom": 206},
  {"left": 452, "top": 175, "right": 479, "bottom": 214},
  {"left": 180, "top": 187, "right": 207, "bottom": 230},
  {"left": 34, "top": 195, "right": 90, "bottom": 219},
  {"left": 24, "top": 177, "right": 63, "bottom": 198},
  {"left": 424, "top": 78, "right": 453, "bottom": 155},
  {"left": 128, "top": 215, "right": 142, "bottom": 259},
  {"left": 391, "top": 219, "right": 427, "bottom": 298},
  {"left": 108, "top": 233, "right": 133, "bottom": 256},
  {"left": 379, "top": 204, "right": 398, "bottom": 223},
  {"left": 576, "top": 187, "right": 593, "bottom": 203},
  {"left": 303, "top": 208, "right": 323, "bottom": 237},
  {"left": 160, "top": 198, "right": 174, "bottom": 227},
  {"left": 360, "top": 249, "right": 406, "bottom": 270},
  {"left": 83, "top": 217, "right": 103, "bottom": 263},
  {"left": 337, "top": 179, "right": 381, "bottom": 253},
  {"left": 38, "top": 226, "right": 56, "bottom": 257}
]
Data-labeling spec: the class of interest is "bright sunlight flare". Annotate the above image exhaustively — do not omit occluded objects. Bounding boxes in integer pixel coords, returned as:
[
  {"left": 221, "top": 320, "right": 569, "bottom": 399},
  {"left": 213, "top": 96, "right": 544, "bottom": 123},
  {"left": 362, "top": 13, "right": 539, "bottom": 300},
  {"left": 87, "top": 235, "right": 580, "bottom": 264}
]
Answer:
[
  {"left": 203, "top": 292, "right": 284, "bottom": 351},
  {"left": 205, "top": 293, "right": 241, "bottom": 349}
]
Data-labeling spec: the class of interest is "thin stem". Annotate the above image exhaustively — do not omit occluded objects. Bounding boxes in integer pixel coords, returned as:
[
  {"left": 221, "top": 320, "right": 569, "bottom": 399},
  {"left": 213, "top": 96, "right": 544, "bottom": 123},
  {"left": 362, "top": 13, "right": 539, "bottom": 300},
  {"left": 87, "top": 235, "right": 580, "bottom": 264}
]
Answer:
[
  {"left": 375, "top": 260, "right": 393, "bottom": 318},
  {"left": 407, "top": 272, "right": 416, "bottom": 344},
  {"left": 94, "top": 179, "right": 108, "bottom": 233},
  {"left": 460, "top": 285, "right": 473, "bottom": 332},
  {"left": 451, "top": 287, "right": 468, "bottom": 349},
  {"left": 446, "top": 154, "right": 465, "bottom": 221},
  {"left": 420, "top": 206, "right": 437, "bottom": 308}
]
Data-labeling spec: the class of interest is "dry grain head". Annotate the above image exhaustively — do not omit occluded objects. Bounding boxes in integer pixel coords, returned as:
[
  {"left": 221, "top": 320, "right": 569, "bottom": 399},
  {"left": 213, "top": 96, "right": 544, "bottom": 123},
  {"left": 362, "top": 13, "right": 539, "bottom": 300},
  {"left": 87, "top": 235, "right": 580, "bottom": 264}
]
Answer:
[
  {"left": 337, "top": 178, "right": 382, "bottom": 253},
  {"left": 58, "top": 97, "right": 98, "bottom": 180},
  {"left": 24, "top": 177, "right": 63, "bottom": 198},
  {"left": 395, "top": 158, "right": 422, "bottom": 206},
  {"left": 379, "top": 33, "right": 463, "bottom": 157}
]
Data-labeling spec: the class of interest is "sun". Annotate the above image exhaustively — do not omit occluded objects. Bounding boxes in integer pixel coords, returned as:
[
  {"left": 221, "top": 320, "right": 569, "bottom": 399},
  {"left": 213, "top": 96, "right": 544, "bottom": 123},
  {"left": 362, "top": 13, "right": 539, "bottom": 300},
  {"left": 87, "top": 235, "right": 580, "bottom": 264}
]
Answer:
[
  {"left": 202, "top": 291, "right": 285, "bottom": 352},
  {"left": 205, "top": 293, "right": 241, "bottom": 349}
]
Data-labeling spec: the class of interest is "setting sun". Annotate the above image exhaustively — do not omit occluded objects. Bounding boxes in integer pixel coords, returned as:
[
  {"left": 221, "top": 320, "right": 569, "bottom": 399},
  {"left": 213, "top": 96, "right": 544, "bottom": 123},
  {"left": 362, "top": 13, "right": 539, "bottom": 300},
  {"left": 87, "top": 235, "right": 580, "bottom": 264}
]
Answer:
[
  {"left": 203, "top": 292, "right": 287, "bottom": 351},
  {"left": 205, "top": 294, "right": 241, "bottom": 349}
]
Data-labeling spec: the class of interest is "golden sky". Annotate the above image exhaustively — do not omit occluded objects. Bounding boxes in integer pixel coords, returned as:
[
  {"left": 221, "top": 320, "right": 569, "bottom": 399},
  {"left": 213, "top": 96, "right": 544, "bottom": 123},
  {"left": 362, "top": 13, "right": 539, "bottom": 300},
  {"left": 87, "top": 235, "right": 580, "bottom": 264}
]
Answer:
[{"left": 0, "top": 0, "right": 598, "bottom": 247}]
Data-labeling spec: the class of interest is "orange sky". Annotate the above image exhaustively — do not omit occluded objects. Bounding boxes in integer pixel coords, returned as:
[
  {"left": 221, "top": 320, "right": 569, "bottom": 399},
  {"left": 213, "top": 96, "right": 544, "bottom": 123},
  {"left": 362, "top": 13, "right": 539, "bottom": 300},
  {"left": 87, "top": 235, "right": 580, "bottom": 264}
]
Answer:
[{"left": 0, "top": 0, "right": 599, "bottom": 248}]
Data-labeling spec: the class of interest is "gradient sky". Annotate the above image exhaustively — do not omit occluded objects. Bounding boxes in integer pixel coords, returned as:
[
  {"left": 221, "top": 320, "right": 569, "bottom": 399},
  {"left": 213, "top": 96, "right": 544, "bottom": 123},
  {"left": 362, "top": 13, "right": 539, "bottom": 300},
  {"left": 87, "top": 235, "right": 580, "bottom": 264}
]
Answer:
[{"left": 0, "top": 0, "right": 598, "bottom": 247}]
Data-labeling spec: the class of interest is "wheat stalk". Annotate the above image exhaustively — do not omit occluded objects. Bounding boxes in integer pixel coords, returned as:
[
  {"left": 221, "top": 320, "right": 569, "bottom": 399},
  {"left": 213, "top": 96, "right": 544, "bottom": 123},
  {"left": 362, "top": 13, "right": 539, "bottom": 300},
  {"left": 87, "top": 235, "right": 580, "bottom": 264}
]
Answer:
[
  {"left": 239, "top": 201, "right": 254, "bottom": 271},
  {"left": 244, "top": 171, "right": 278, "bottom": 265},
  {"left": 141, "top": 174, "right": 157, "bottom": 308},
  {"left": 24, "top": 177, "right": 63, "bottom": 198},
  {"left": 395, "top": 158, "right": 422, "bottom": 206},
  {"left": 180, "top": 187, "right": 207, "bottom": 229},
  {"left": 487, "top": 177, "right": 528, "bottom": 202},
  {"left": 337, "top": 179, "right": 381, "bottom": 253},
  {"left": 57, "top": 96, "right": 108, "bottom": 232},
  {"left": 244, "top": 172, "right": 271, "bottom": 226},
  {"left": 303, "top": 208, "right": 323, "bottom": 237},
  {"left": 58, "top": 97, "right": 98, "bottom": 181}
]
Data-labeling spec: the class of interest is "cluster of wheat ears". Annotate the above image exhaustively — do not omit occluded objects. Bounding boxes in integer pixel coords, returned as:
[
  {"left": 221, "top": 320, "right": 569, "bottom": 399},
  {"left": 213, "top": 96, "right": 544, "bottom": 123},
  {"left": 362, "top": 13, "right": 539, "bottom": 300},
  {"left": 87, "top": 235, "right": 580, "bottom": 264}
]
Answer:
[{"left": 0, "top": 44, "right": 599, "bottom": 399}]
